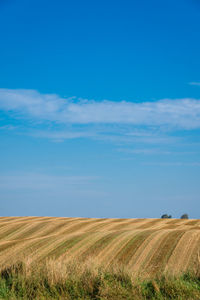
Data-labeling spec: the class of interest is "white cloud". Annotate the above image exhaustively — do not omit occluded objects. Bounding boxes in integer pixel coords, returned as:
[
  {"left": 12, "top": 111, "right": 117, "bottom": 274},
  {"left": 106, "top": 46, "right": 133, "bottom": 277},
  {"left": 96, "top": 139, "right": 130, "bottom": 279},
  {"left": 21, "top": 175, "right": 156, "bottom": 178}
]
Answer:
[
  {"left": 30, "top": 130, "right": 96, "bottom": 141},
  {"left": 0, "top": 88, "right": 200, "bottom": 130},
  {"left": 28, "top": 127, "right": 177, "bottom": 144},
  {"left": 118, "top": 148, "right": 172, "bottom": 155},
  {"left": 0, "top": 125, "right": 16, "bottom": 130},
  {"left": 144, "top": 162, "right": 200, "bottom": 167},
  {"left": 118, "top": 148, "right": 197, "bottom": 156},
  {"left": 0, "top": 172, "right": 98, "bottom": 190}
]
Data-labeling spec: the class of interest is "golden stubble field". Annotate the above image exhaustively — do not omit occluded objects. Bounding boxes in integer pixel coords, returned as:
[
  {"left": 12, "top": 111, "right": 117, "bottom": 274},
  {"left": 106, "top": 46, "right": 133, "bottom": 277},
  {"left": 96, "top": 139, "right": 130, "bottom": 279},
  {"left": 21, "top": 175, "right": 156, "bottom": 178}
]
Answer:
[{"left": 0, "top": 216, "right": 200, "bottom": 277}]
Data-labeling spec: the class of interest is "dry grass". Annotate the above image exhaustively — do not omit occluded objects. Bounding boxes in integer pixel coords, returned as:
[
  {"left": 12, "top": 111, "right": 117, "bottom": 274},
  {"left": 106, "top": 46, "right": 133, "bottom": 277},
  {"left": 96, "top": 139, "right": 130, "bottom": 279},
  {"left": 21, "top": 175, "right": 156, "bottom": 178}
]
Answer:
[
  {"left": 0, "top": 216, "right": 200, "bottom": 277},
  {"left": 1, "top": 258, "right": 200, "bottom": 299}
]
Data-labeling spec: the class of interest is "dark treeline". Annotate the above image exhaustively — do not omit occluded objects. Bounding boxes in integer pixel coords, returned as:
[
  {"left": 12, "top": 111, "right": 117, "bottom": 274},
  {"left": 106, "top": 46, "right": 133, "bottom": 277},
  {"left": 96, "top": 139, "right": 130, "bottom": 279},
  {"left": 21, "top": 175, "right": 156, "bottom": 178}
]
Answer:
[{"left": 161, "top": 214, "right": 189, "bottom": 219}]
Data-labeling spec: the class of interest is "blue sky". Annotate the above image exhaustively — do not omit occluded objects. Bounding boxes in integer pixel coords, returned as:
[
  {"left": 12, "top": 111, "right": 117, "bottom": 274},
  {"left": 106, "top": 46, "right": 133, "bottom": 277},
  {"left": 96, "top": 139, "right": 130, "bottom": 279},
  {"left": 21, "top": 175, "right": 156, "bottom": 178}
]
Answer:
[{"left": 0, "top": 0, "right": 200, "bottom": 218}]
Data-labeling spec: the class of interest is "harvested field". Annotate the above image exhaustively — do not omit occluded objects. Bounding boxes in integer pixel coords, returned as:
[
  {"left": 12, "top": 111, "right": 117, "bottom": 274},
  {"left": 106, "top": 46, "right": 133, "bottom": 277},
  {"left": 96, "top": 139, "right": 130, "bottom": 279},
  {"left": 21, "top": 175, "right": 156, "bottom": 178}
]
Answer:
[{"left": 0, "top": 216, "right": 200, "bottom": 277}]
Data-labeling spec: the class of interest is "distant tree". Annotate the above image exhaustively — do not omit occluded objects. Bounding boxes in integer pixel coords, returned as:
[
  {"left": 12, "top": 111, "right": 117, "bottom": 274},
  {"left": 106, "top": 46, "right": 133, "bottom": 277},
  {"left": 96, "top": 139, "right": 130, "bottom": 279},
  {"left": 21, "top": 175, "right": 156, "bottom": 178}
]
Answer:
[
  {"left": 161, "top": 214, "right": 172, "bottom": 219},
  {"left": 161, "top": 214, "right": 168, "bottom": 219},
  {"left": 180, "top": 214, "right": 189, "bottom": 219}
]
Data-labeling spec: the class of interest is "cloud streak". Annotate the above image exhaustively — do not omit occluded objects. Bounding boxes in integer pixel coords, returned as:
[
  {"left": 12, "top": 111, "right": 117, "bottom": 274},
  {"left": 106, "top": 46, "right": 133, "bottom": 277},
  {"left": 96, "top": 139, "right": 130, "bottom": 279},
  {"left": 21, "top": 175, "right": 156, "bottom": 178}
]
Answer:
[
  {"left": 144, "top": 162, "right": 200, "bottom": 167},
  {"left": 30, "top": 130, "right": 97, "bottom": 141},
  {"left": 189, "top": 82, "right": 200, "bottom": 86},
  {"left": 0, "top": 89, "right": 200, "bottom": 130},
  {"left": 118, "top": 148, "right": 172, "bottom": 155},
  {"left": 0, "top": 172, "right": 98, "bottom": 190}
]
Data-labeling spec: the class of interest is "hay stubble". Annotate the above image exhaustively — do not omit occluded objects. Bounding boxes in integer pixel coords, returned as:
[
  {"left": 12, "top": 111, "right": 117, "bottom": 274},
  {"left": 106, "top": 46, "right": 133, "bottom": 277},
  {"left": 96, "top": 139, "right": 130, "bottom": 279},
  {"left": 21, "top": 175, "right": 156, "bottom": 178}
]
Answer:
[{"left": 0, "top": 217, "right": 200, "bottom": 276}]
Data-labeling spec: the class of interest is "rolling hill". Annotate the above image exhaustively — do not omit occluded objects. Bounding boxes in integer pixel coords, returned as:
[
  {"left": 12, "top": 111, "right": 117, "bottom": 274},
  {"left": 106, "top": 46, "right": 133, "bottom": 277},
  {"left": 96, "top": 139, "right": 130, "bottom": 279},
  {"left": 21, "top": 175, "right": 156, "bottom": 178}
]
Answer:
[{"left": 0, "top": 216, "right": 200, "bottom": 277}]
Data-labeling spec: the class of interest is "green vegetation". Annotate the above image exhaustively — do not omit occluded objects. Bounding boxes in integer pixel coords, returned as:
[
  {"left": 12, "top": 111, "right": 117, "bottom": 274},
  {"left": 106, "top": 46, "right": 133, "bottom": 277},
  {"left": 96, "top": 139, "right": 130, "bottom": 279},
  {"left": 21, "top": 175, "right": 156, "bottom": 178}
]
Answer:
[
  {"left": 161, "top": 214, "right": 172, "bottom": 219},
  {"left": 0, "top": 217, "right": 199, "bottom": 299},
  {"left": 161, "top": 213, "right": 190, "bottom": 219},
  {"left": 0, "top": 261, "right": 200, "bottom": 299},
  {"left": 181, "top": 214, "right": 189, "bottom": 219}
]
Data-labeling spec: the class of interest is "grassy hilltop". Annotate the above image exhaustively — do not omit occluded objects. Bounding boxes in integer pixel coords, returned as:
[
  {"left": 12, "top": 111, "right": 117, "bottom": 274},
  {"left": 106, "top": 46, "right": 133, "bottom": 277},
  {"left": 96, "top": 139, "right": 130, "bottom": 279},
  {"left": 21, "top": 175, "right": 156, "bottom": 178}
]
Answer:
[{"left": 0, "top": 216, "right": 200, "bottom": 299}]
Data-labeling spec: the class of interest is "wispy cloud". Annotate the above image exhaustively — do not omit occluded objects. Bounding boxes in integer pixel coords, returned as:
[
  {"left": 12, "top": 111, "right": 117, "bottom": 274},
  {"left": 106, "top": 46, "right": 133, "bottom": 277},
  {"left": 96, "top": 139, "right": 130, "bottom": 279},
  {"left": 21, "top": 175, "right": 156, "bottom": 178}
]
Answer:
[
  {"left": 118, "top": 148, "right": 197, "bottom": 156},
  {"left": 0, "top": 89, "right": 200, "bottom": 130},
  {"left": 118, "top": 148, "right": 172, "bottom": 155},
  {"left": 144, "top": 162, "right": 200, "bottom": 167},
  {"left": 30, "top": 130, "right": 97, "bottom": 142},
  {"left": 0, "top": 172, "right": 98, "bottom": 190},
  {"left": 0, "top": 125, "right": 17, "bottom": 130},
  {"left": 189, "top": 82, "right": 200, "bottom": 86},
  {"left": 27, "top": 127, "right": 178, "bottom": 144}
]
